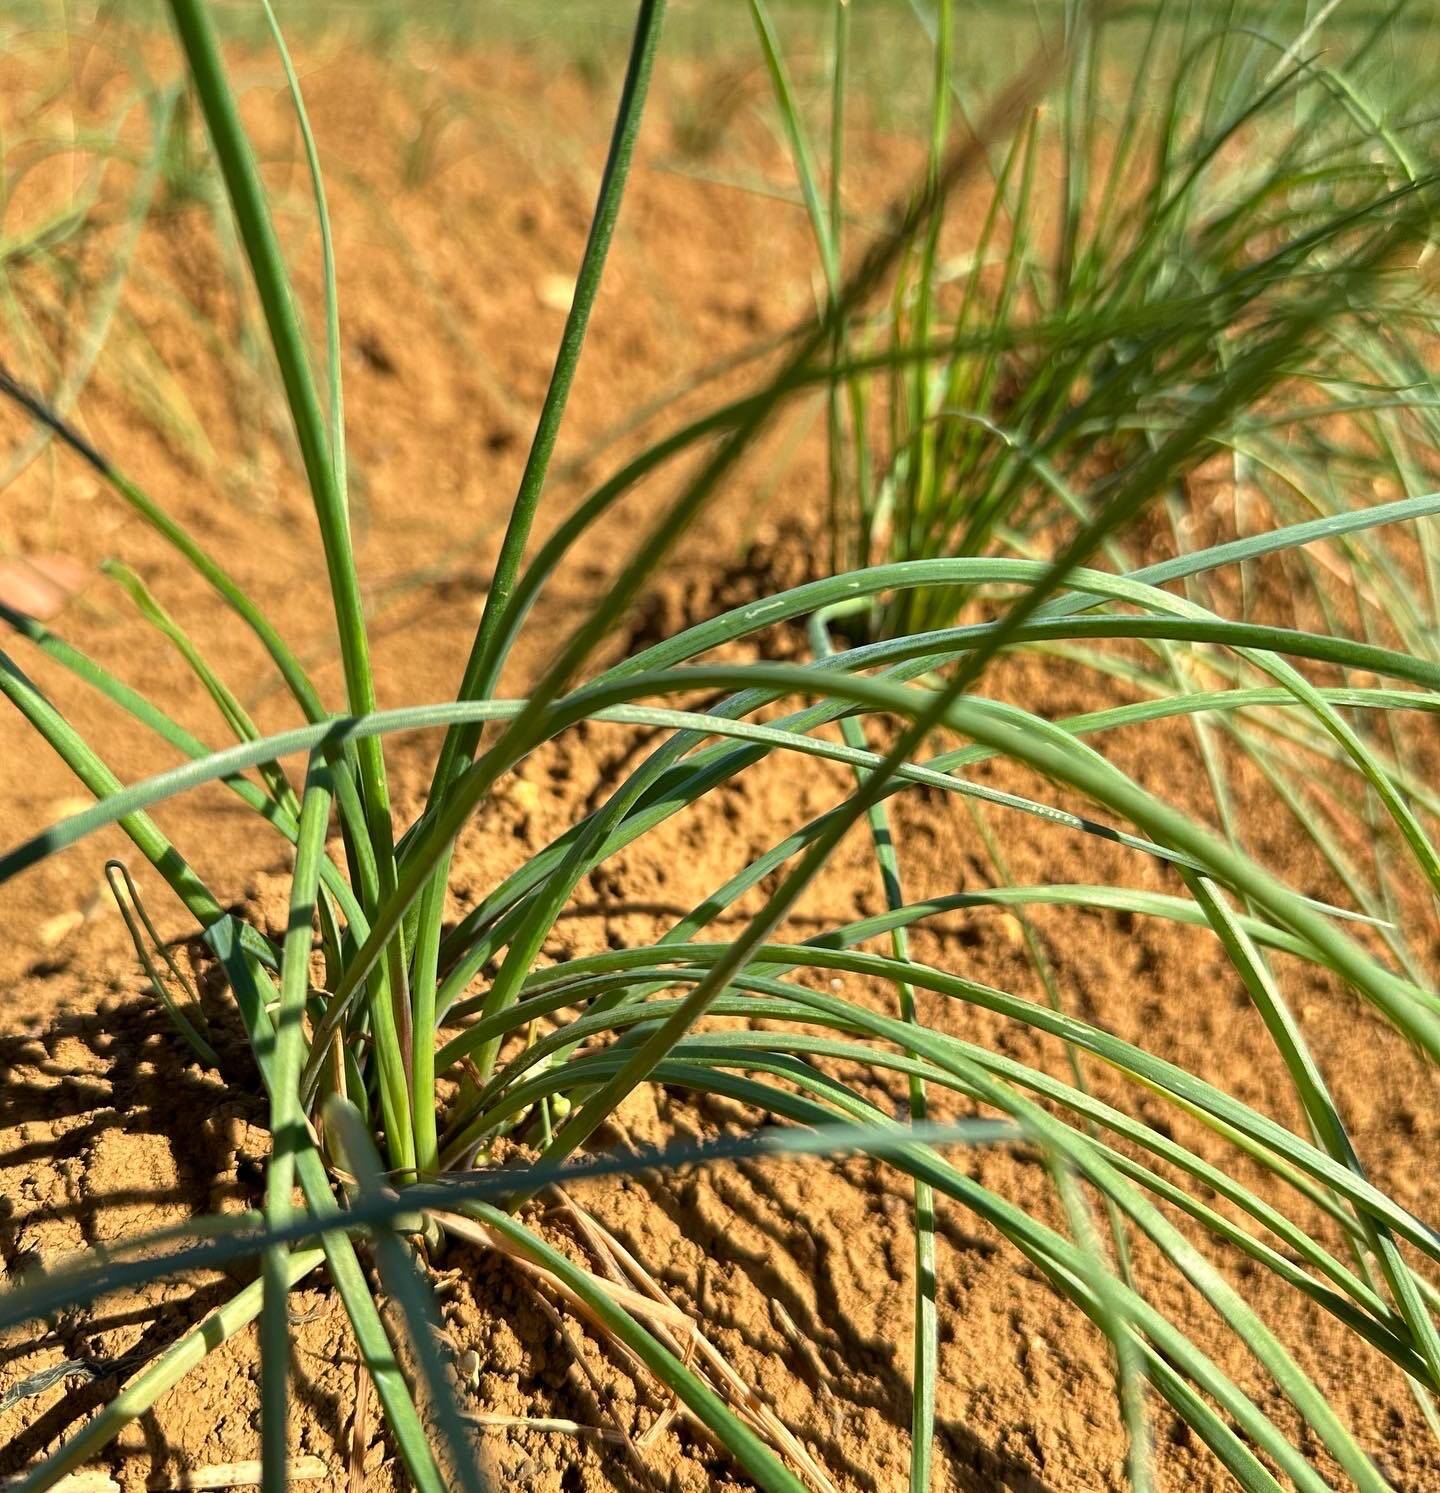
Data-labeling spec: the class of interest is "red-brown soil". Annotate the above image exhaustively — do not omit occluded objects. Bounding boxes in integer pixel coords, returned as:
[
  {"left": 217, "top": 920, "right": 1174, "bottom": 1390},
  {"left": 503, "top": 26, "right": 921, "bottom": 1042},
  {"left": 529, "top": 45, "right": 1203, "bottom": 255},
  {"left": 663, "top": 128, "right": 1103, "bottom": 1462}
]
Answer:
[{"left": 0, "top": 24, "right": 1436, "bottom": 1493}]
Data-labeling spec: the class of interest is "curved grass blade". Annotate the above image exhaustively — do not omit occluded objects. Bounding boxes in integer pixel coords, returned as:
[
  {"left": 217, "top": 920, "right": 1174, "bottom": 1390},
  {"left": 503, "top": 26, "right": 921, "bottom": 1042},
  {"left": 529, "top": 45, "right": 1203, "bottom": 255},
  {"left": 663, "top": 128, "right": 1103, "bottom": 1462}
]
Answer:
[
  {"left": 163, "top": 0, "right": 413, "bottom": 1171},
  {"left": 105, "top": 860, "right": 218, "bottom": 1066}
]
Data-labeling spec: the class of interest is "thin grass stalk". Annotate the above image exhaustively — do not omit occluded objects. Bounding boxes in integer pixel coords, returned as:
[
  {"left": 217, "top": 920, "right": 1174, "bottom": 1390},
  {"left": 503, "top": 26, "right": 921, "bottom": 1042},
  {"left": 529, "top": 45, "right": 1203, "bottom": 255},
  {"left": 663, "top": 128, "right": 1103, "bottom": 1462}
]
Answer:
[
  {"left": 961, "top": 796, "right": 1136, "bottom": 1289},
  {"left": 325, "top": 1101, "right": 491, "bottom": 1493},
  {"left": 826, "top": 0, "right": 850, "bottom": 574},
  {"left": 897, "top": 0, "right": 952, "bottom": 639},
  {"left": 898, "top": 24, "right": 950, "bottom": 1478},
  {"left": 209, "top": 922, "right": 451, "bottom": 1493},
  {"left": 259, "top": 0, "right": 345, "bottom": 501},
  {"left": 426, "top": 0, "right": 667, "bottom": 773},
  {"left": 747, "top": 0, "right": 870, "bottom": 581},
  {"left": 163, "top": 0, "right": 416, "bottom": 1173},
  {"left": 811, "top": 607, "right": 937, "bottom": 1491},
  {"left": 407, "top": 0, "right": 667, "bottom": 1175},
  {"left": 260, "top": 755, "right": 332, "bottom": 1492},
  {"left": 161, "top": 0, "right": 370, "bottom": 728},
  {"left": 1184, "top": 873, "right": 1440, "bottom": 1399},
  {"left": 1051, "top": 1163, "right": 1152, "bottom": 1491}
]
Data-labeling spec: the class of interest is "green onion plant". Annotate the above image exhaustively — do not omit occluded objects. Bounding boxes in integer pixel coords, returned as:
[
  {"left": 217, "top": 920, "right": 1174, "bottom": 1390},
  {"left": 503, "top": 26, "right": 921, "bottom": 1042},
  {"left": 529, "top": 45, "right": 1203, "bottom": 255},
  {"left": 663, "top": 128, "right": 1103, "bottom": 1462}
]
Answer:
[{"left": 2, "top": 2, "right": 1440, "bottom": 1490}]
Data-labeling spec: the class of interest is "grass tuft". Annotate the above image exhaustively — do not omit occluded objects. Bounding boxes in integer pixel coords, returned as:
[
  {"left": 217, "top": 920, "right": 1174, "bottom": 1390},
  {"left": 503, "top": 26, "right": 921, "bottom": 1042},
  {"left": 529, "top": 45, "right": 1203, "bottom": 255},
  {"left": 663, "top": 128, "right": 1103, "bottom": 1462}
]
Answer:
[{"left": 2, "top": 2, "right": 1440, "bottom": 1490}]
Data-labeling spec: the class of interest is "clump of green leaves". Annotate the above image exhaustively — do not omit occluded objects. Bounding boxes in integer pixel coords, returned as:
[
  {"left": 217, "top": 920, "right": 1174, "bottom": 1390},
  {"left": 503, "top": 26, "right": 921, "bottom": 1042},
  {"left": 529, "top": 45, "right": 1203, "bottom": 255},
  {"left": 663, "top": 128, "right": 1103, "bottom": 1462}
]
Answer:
[
  {"left": 757, "top": 0, "right": 1440, "bottom": 642},
  {"left": 2, "top": 3, "right": 1440, "bottom": 1492}
]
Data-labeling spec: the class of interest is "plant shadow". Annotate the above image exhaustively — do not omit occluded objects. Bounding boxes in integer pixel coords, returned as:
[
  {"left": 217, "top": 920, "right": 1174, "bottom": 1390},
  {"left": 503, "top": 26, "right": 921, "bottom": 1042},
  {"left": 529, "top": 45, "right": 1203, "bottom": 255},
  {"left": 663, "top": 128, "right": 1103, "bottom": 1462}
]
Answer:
[{"left": 0, "top": 980, "right": 266, "bottom": 1474}]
